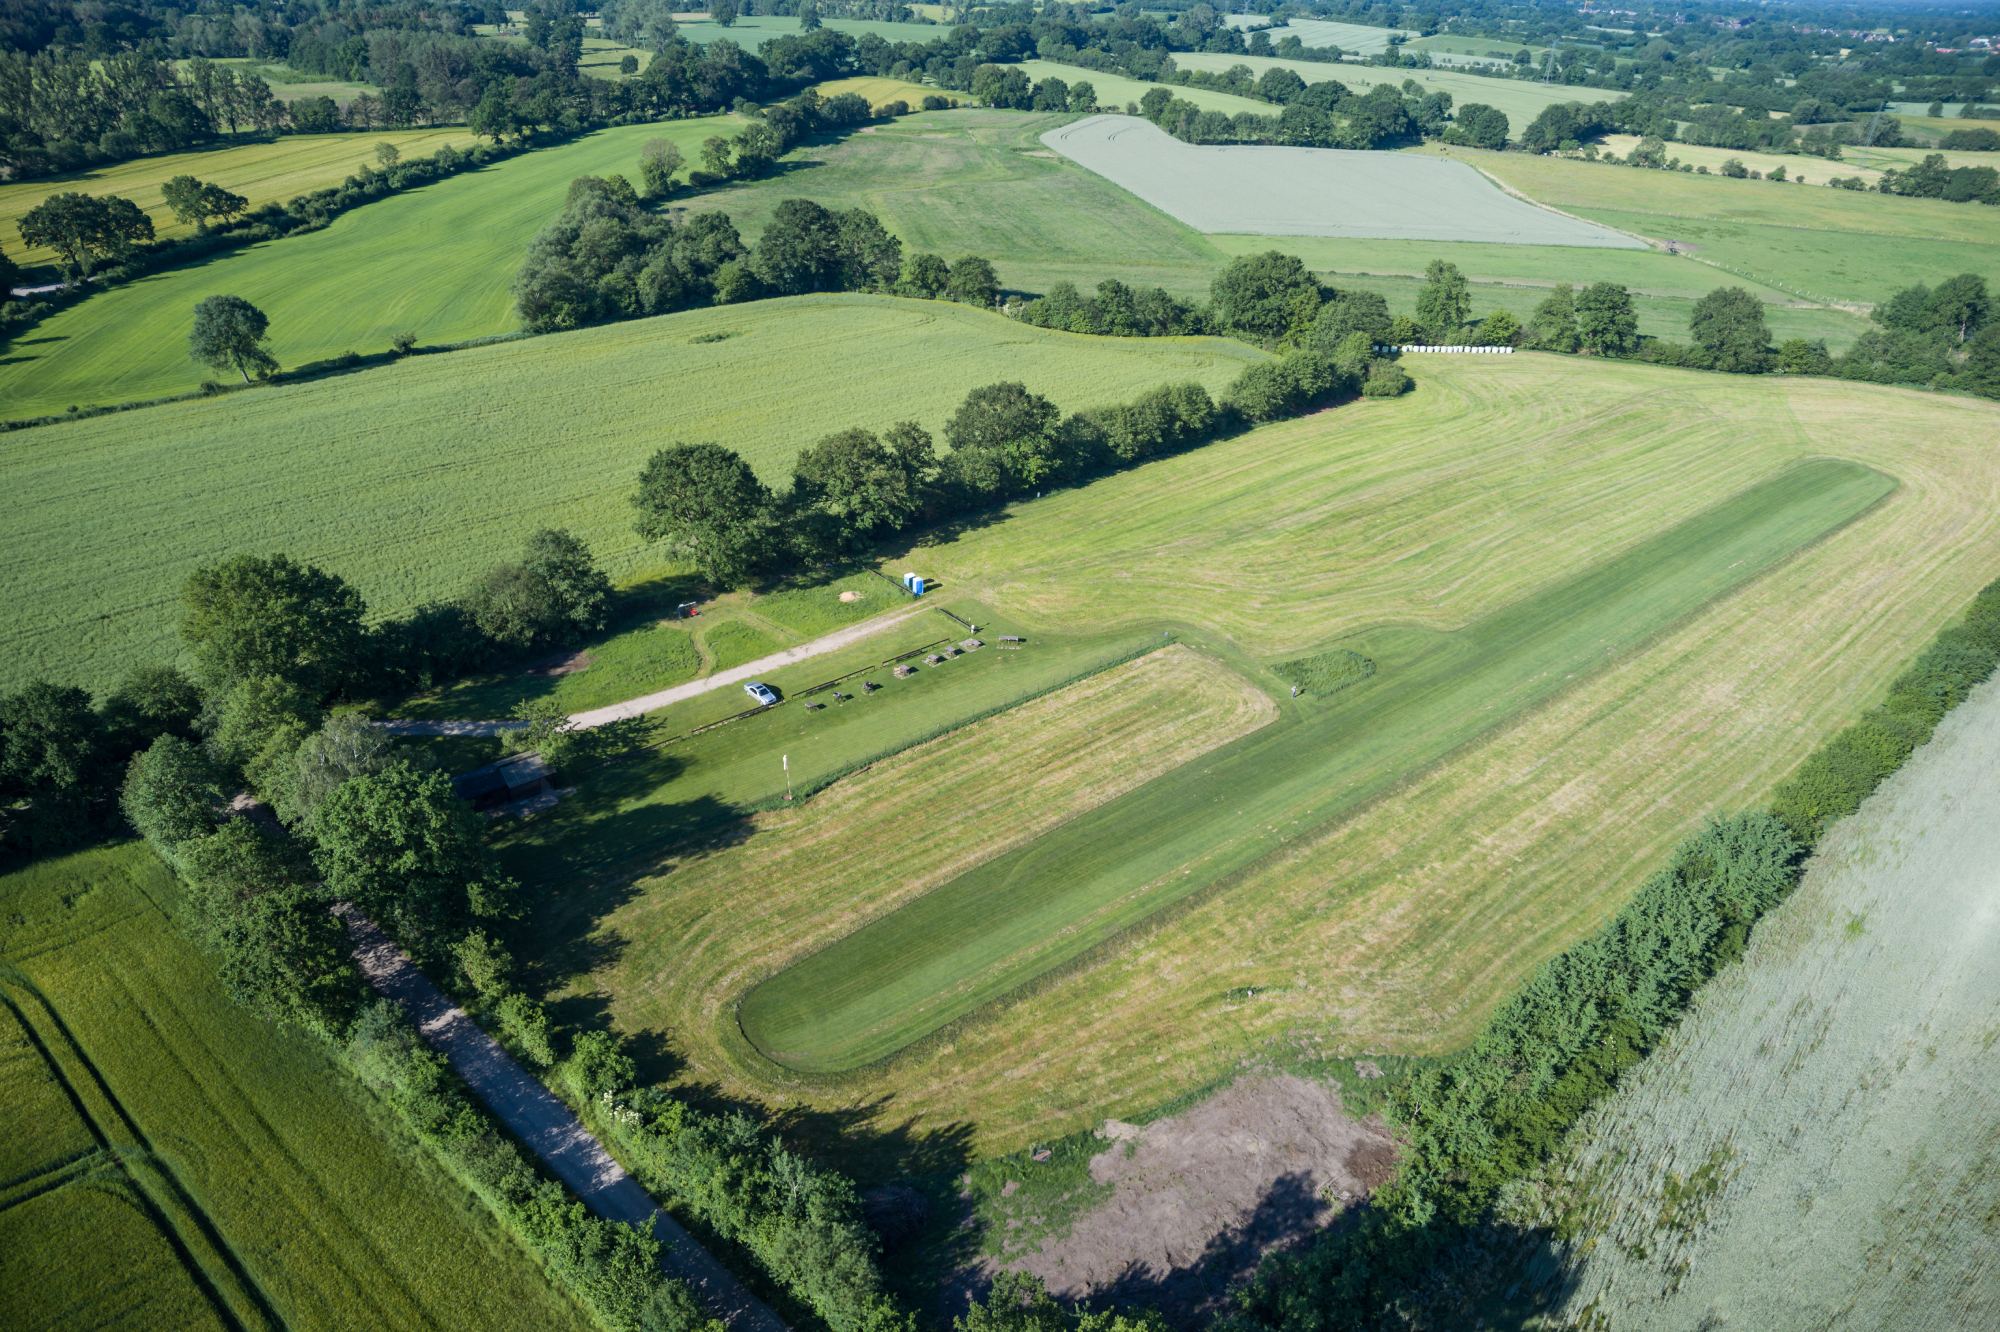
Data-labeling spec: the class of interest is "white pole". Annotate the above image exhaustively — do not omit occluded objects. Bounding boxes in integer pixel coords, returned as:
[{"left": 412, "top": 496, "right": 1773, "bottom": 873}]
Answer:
[{"left": 783, "top": 753, "right": 793, "bottom": 802}]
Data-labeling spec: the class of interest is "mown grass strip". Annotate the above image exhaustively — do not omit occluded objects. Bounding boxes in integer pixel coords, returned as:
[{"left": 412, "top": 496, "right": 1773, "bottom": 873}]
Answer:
[{"left": 739, "top": 459, "right": 1893, "bottom": 1072}]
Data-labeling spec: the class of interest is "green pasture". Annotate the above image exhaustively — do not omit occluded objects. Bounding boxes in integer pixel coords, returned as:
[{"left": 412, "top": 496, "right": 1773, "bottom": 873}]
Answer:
[
  {"left": 1456, "top": 146, "right": 2000, "bottom": 304},
  {"left": 738, "top": 459, "right": 1892, "bottom": 1072},
  {"left": 1207, "top": 235, "right": 1871, "bottom": 348},
  {"left": 0, "top": 295, "right": 1262, "bottom": 692},
  {"left": 811, "top": 76, "right": 952, "bottom": 110},
  {"left": 1238, "top": 18, "right": 1403, "bottom": 54},
  {"left": 1017, "top": 60, "right": 1272, "bottom": 117},
  {"left": 0, "top": 843, "right": 592, "bottom": 1331},
  {"left": 1892, "top": 111, "right": 2000, "bottom": 144},
  {"left": 1172, "top": 52, "right": 1623, "bottom": 127},
  {"left": 680, "top": 110, "right": 1231, "bottom": 296},
  {"left": 0, "top": 114, "right": 744, "bottom": 416},
  {"left": 185, "top": 57, "right": 381, "bottom": 104},
  {"left": 671, "top": 15, "right": 945, "bottom": 47},
  {"left": 1, "top": 128, "right": 481, "bottom": 267}
]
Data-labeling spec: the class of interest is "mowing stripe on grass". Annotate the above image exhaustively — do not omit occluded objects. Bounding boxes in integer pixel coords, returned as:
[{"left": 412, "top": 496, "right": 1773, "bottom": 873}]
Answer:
[{"left": 738, "top": 459, "right": 1893, "bottom": 1072}]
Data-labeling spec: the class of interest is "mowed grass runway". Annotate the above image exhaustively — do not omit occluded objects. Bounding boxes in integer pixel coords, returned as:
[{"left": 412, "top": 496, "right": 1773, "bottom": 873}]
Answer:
[
  {"left": 0, "top": 844, "right": 593, "bottom": 1331},
  {"left": 738, "top": 460, "right": 1891, "bottom": 1072},
  {"left": 536, "top": 355, "right": 2000, "bottom": 1149},
  {"left": 0, "top": 296, "right": 1262, "bottom": 692},
  {"left": 1, "top": 130, "right": 481, "bottom": 265},
  {"left": 0, "top": 115, "right": 743, "bottom": 416}
]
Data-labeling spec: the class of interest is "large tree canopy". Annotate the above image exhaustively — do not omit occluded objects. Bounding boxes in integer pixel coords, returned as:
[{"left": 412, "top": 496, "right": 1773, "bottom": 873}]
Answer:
[{"left": 631, "top": 442, "right": 778, "bottom": 587}]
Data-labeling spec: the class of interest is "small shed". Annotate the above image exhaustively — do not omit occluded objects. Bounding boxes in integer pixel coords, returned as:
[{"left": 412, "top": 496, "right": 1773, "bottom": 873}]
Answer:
[{"left": 453, "top": 752, "right": 552, "bottom": 812}]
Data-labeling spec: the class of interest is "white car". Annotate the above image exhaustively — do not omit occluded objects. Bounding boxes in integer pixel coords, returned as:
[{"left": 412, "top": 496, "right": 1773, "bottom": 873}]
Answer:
[{"left": 743, "top": 681, "right": 779, "bottom": 707}]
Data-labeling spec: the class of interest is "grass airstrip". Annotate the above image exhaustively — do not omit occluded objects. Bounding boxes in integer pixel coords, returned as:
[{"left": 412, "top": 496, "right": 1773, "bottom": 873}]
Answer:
[
  {"left": 502, "top": 353, "right": 2000, "bottom": 1150},
  {"left": 0, "top": 296, "right": 1262, "bottom": 692},
  {"left": 0, "top": 844, "right": 593, "bottom": 1330}
]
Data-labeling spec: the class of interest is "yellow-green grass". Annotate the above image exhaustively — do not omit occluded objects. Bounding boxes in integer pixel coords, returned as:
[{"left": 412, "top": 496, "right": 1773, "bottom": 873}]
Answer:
[
  {"left": 1404, "top": 33, "right": 1543, "bottom": 64},
  {"left": 577, "top": 37, "right": 654, "bottom": 79},
  {"left": 0, "top": 843, "right": 594, "bottom": 1331},
  {"left": 671, "top": 15, "right": 945, "bottom": 47},
  {"left": 182, "top": 58, "right": 381, "bottom": 104},
  {"left": 811, "top": 76, "right": 951, "bottom": 110},
  {"left": 1233, "top": 18, "right": 1402, "bottom": 55},
  {"left": 524, "top": 355, "right": 2000, "bottom": 1150},
  {"left": 739, "top": 459, "right": 1891, "bottom": 1072},
  {"left": 680, "top": 110, "right": 1233, "bottom": 296},
  {"left": 1450, "top": 144, "right": 2000, "bottom": 304},
  {"left": 698, "top": 618, "right": 784, "bottom": 672},
  {"left": 1173, "top": 52, "right": 1625, "bottom": 127},
  {"left": 1, "top": 129, "right": 480, "bottom": 266},
  {"left": 0, "top": 114, "right": 744, "bottom": 416},
  {"left": 1893, "top": 112, "right": 2000, "bottom": 144},
  {"left": 1596, "top": 133, "right": 1887, "bottom": 186},
  {"left": 1205, "top": 234, "right": 1873, "bottom": 348},
  {"left": 1839, "top": 142, "right": 2000, "bottom": 173},
  {"left": 0, "top": 295, "right": 1264, "bottom": 693},
  {"left": 1017, "top": 61, "right": 1272, "bottom": 117}
]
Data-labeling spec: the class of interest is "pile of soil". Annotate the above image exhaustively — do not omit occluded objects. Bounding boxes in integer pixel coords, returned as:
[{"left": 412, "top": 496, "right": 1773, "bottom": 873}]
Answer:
[{"left": 1007, "top": 1074, "right": 1396, "bottom": 1322}]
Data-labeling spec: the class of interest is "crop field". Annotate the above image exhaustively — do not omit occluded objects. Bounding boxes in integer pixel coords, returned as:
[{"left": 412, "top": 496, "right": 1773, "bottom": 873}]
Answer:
[
  {"left": 1452, "top": 145, "right": 2000, "bottom": 304},
  {"left": 1404, "top": 33, "right": 1544, "bottom": 67},
  {"left": 1892, "top": 111, "right": 2000, "bottom": 144},
  {"left": 1223, "top": 18, "right": 1403, "bottom": 55},
  {"left": 1, "top": 129, "right": 481, "bottom": 265},
  {"left": 0, "top": 114, "right": 744, "bottom": 416},
  {"left": 1015, "top": 60, "right": 1272, "bottom": 117},
  {"left": 0, "top": 843, "right": 593, "bottom": 1331},
  {"left": 1506, "top": 674, "right": 2000, "bottom": 1329},
  {"left": 1595, "top": 133, "right": 1890, "bottom": 186},
  {"left": 0, "top": 295, "right": 1262, "bottom": 692},
  {"left": 1172, "top": 53, "right": 1625, "bottom": 128},
  {"left": 511, "top": 355, "right": 2000, "bottom": 1148},
  {"left": 1043, "top": 114, "right": 1642, "bottom": 246},
  {"left": 811, "top": 76, "right": 949, "bottom": 110},
  {"left": 671, "top": 15, "right": 945, "bottom": 48},
  {"left": 680, "top": 110, "right": 1232, "bottom": 295}
]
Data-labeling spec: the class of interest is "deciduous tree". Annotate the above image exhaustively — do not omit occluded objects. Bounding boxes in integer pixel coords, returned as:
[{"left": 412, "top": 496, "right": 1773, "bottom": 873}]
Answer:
[
  {"left": 189, "top": 293, "right": 278, "bottom": 382},
  {"left": 631, "top": 442, "right": 778, "bottom": 587}
]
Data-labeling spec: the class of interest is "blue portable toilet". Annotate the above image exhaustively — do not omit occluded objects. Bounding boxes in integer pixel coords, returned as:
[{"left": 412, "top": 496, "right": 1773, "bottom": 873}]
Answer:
[{"left": 902, "top": 572, "right": 926, "bottom": 596}]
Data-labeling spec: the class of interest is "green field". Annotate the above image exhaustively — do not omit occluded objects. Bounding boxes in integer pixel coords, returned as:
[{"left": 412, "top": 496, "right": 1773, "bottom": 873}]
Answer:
[
  {"left": 1229, "top": 17, "right": 1403, "bottom": 55},
  {"left": 186, "top": 57, "right": 382, "bottom": 105},
  {"left": 738, "top": 460, "right": 1891, "bottom": 1072},
  {"left": 0, "top": 115, "right": 743, "bottom": 416},
  {"left": 1454, "top": 145, "right": 2000, "bottom": 304},
  {"left": 515, "top": 355, "right": 2000, "bottom": 1148},
  {"left": 812, "top": 76, "right": 954, "bottom": 110},
  {"left": 1017, "top": 60, "right": 1273, "bottom": 116},
  {"left": 0, "top": 295, "right": 1263, "bottom": 692},
  {"left": 672, "top": 15, "right": 944, "bottom": 47},
  {"left": 1173, "top": 52, "right": 1624, "bottom": 127},
  {"left": 0, "top": 844, "right": 593, "bottom": 1331},
  {"left": 1, "top": 129, "right": 481, "bottom": 266},
  {"left": 681, "top": 110, "right": 1232, "bottom": 296}
]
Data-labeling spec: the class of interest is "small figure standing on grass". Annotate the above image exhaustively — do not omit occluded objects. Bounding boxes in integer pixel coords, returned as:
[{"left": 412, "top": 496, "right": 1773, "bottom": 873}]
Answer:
[{"left": 189, "top": 294, "right": 279, "bottom": 384}]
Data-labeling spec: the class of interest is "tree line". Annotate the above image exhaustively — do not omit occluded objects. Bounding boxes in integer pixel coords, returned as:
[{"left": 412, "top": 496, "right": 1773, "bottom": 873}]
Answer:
[
  {"left": 1218, "top": 573, "right": 2000, "bottom": 1332},
  {"left": 626, "top": 305, "right": 1403, "bottom": 592}
]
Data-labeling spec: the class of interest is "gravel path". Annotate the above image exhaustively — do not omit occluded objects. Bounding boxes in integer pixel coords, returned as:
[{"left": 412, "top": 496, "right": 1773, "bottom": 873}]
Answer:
[
  {"left": 337, "top": 905, "right": 787, "bottom": 1332},
  {"left": 379, "top": 602, "right": 938, "bottom": 737}
]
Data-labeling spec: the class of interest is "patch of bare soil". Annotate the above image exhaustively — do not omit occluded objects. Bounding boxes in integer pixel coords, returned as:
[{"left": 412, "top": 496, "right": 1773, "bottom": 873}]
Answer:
[
  {"left": 839, "top": 590, "right": 863, "bottom": 602},
  {"left": 1008, "top": 1074, "right": 1396, "bottom": 1322},
  {"left": 531, "top": 649, "right": 592, "bottom": 677}
]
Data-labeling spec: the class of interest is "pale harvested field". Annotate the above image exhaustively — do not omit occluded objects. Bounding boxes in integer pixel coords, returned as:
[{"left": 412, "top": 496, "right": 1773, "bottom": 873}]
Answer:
[
  {"left": 1516, "top": 673, "right": 2000, "bottom": 1329},
  {"left": 1042, "top": 115, "right": 1642, "bottom": 246},
  {"left": 573, "top": 356, "right": 2000, "bottom": 1151}
]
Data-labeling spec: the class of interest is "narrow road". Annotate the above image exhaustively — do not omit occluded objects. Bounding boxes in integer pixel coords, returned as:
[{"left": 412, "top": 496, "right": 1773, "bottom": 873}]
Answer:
[
  {"left": 336, "top": 905, "right": 787, "bottom": 1332},
  {"left": 379, "top": 601, "right": 940, "bottom": 737}
]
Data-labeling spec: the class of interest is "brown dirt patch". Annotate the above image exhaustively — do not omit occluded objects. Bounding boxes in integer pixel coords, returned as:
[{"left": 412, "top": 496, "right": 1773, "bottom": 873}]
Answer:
[
  {"left": 839, "top": 590, "right": 862, "bottom": 602},
  {"left": 531, "top": 649, "right": 592, "bottom": 677},
  {"left": 1004, "top": 1074, "right": 1396, "bottom": 1321}
]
